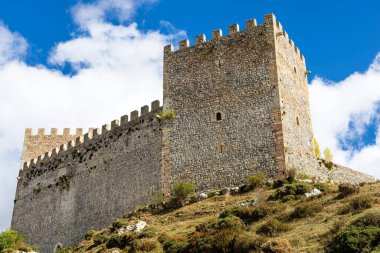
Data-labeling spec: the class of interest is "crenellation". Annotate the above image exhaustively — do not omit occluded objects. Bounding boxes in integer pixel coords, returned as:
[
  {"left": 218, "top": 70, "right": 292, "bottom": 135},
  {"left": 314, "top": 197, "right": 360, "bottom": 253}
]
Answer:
[
  {"left": 120, "top": 115, "right": 129, "bottom": 125},
  {"left": 102, "top": 124, "right": 110, "bottom": 134},
  {"left": 92, "top": 128, "right": 101, "bottom": 137},
  {"left": 25, "top": 128, "right": 32, "bottom": 136},
  {"left": 38, "top": 128, "right": 45, "bottom": 136},
  {"left": 246, "top": 19, "right": 257, "bottom": 30},
  {"left": 63, "top": 128, "right": 70, "bottom": 136},
  {"left": 179, "top": 39, "right": 189, "bottom": 49},
  {"left": 130, "top": 110, "right": 139, "bottom": 120},
  {"left": 228, "top": 23, "right": 239, "bottom": 34},
  {"left": 164, "top": 44, "right": 173, "bottom": 54},
  {"left": 141, "top": 105, "right": 149, "bottom": 116},
  {"left": 151, "top": 100, "right": 160, "bottom": 111},
  {"left": 76, "top": 128, "right": 83, "bottom": 135},
  {"left": 111, "top": 120, "right": 120, "bottom": 129},
  {"left": 195, "top": 34, "right": 206, "bottom": 45},
  {"left": 75, "top": 136, "right": 84, "bottom": 146},
  {"left": 51, "top": 128, "right": 58, "bottom": 135},
  {"left": 212, "top": 29, "right": 222, "bottom": 40}
]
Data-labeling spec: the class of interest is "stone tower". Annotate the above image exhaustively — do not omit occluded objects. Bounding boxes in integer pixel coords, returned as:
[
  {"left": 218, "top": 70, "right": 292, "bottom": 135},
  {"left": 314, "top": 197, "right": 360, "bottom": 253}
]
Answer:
[{"left": 162, "top": 14, "right": 314, "bottom": 191}]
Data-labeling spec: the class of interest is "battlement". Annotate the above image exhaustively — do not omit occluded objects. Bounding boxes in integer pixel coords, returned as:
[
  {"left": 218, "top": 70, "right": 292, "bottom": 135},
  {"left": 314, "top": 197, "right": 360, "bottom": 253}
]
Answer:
[
  {"left": 21, "top": 100, "right": 162, "bottom": 173},
  {"left": 24, "top": 128, "right": 84, "bottom": 137},
  {"left": 164, "top": 14, "right": 305, "bottom": 63}
]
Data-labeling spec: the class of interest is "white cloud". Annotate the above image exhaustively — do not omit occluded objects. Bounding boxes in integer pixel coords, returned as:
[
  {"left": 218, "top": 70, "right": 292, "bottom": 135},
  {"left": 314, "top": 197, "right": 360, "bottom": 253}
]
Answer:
[
  {"left": 0, "top": 22, "right": 28, "bottom": 65},
  {"left": 0, "top": 0, "right": 184, "bottom": 231},
  {"left": 310, "top": 54, "right": 380, "bottom": 179}
]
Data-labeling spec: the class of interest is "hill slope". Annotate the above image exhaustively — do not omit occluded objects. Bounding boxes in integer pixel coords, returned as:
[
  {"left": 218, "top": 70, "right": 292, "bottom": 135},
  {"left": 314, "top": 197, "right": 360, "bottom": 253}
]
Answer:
[{"left": 60, "top": 180, "right": 380, "bottom": 253}]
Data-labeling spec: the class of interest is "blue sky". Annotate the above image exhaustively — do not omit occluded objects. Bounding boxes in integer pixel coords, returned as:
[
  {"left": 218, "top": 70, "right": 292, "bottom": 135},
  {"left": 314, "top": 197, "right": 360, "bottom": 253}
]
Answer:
[
  {"left": 0, "top": 0, "right": 379, "bottom": 80},
  {"left": 0, "top": 0, "right": 379, "bottom": 230}
]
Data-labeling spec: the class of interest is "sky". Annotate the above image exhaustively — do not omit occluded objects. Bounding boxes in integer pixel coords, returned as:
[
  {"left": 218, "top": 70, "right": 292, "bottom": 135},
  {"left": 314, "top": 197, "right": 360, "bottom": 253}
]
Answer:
[{"left": 0, "top": 0, "right": 379, "bottom": 231}]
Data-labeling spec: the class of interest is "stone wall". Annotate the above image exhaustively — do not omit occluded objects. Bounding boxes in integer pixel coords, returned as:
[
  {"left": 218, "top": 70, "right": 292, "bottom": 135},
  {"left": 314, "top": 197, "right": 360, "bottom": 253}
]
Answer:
[
  {"left": 274, "top": 18, "right": 315, "bottom": 174},
  {"left": 162, "top": 14, "right": 284, "bottom": 192},
  {"left": 20, "top": 128, "right": 83, "bottom": 170},
  {"left": 12, "top": 101, "right": 163, "bottom": 253}
]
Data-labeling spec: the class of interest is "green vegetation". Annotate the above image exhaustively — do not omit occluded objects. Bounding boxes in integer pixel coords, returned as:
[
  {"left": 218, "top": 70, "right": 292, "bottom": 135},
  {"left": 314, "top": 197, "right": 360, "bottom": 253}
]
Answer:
[
  {"left": 323, "top": 148, "right": 333, "bottom": 168},
  {"left": 0, "top": 229, "right": 35, "bottom": 252},
  {"left": 326, "top": 212, "right": 380, "bottom": 253},
  {"left": 314, "top": 138, "right": 321, "bottom": 158},
  {"left": 245, "top": 173, "right": 268, "bottom": 190},
  {"left": 47, "top": 180, "right": 380, "bottom": 253},
  {"left": 170, "top": 181, "right": 195, "bottom": 200},
  {"left": 158, "top": 110, "right": 176, "bottom": 120}
]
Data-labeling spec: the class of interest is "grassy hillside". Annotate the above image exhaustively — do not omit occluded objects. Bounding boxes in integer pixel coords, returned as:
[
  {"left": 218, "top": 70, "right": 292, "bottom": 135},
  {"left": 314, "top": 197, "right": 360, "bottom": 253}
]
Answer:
[{"left": 57, "top": 177, "right": 380, "bottom": 253}]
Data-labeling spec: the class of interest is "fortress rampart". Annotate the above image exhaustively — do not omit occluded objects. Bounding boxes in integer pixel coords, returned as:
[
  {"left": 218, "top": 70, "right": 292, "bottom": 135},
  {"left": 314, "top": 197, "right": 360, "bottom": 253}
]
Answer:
[
  {"left": 12, "top": 14, "right": 375, "bottom": 253},
  {"left": 13, "top": 101, "right": 163, "bottom": 253}
]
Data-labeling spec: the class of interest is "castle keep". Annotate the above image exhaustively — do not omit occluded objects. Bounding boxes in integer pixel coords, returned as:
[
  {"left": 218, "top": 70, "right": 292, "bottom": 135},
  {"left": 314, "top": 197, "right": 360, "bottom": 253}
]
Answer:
[{"left": 12, "top": 14, "right": 374, "bottom": 253}]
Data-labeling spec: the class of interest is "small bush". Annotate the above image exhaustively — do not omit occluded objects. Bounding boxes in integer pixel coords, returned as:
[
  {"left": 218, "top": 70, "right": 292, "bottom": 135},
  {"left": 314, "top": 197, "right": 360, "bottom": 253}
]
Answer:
[
  {"left": 245, "top": 173, "right": 268, "bottom": 190},
  {"left": 56, "top": 247, "right": 73, "bottom": 253},
  {"left": 289, "top": 203, "right": 323, "bottom": 220},
  {"left": 257, "top": 219, "right": 289, "bottom": 237},
  {"left": 262, "top": 238, "right": 292, "bottom": 253},
  {"left": 93, "top": 233, "right": 110, "bottom": 246},
  {"left": 349, "top": 196, "right": 373, "bottom": 212},
  {"left": 0, "top": 229, "right": 33, "bottom": 252},
  {"left": 171, "top": 181, "right": 196, "bottom": 200},
  {"left": 219, "top": 206, "right": 269, "bottom": 224},
  {"left": 138, "top": 227, "right": 156, "bottom": 239},
  {"left": 324, "top": 148, "right": 333, "bottom": 163},
  {"left": 286, "top": 168, "right": 297, "bottom": 184},
  {"left": 314, "top": 138, "right": 321, "bottom": 159},
  {"left": 134, "top": 238, "right": 157, "bottom": 252},
  {"left": 84, "top": 230, "right": 96, "bottom": 240},
  {"left": 313, "top": 182, "right": 331, "bottom": 193},
  {"left": 111, "top": 219, "right": 128, "bottom": 231},
  {"left": 272, "top": 178, "right": 287, "bottom": 189},
  {"left": 234, "top": 234, "right": 266, "bottom": 253},
  {"left": 269, "top": 183, "right": 312, "bottom": 202},
  {"left": 161, "top": 235, "right": 190, "bottom": 253},
  {"left": 158, "top": 110, "right": 176, "bottom": 120},
  {"left": 338, "top": 183, "right": 359, "bottom": 198}
]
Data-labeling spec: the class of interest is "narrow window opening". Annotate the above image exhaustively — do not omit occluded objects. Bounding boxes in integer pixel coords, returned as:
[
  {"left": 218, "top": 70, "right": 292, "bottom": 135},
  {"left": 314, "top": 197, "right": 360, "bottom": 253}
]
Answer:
[
  {"left": 294, "top": 67, "right": 297, "bottom": 74},
  {"left": 216, "top": 112, "right": 222, "bottom": 121},
  {"left": 296, "top": 117, "right": 300, "bottom": 126}
]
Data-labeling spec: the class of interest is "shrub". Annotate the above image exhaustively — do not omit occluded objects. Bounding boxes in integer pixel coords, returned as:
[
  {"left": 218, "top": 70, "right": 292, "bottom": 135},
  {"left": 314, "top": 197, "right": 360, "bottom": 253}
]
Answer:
[
  {"left": 245, "top": 173, "right": 268, "bottom": 190},
  {"left": 324, "top": 148, "right": 333, "bottom": 163},
  {"left": 219, "top": 206, "right": 269, "bottom": 224},
  {"left": 158, "top": 110, "right": 176, "bottom": 120},
  {"left": 134, "top": 238, "right": 157, "bottom": 252},
  {"left": 84, "top": 230, "right": 96, "bottom": 240},
  {"left": 314, "top": 138, "right": 321, "bottom": 159},
  {"left": 313, "top": 182, "right": 331, "bottom": 193},
  {"left": 286, "top": 168, "right": 297, "bottom": 184},
  {"left": 233, "top": 234, "right": 266, "bottom": 253},
  {"left": 56, "top": 248, "right": 73, "bottom": 253},
  {"left": 326, "top": 212, "right": 380, "bottom": 253},
  {"left": 171, "top": 181, "right": 196, "bottom": 200},
  {"left": 269, "top": 183, "right": 312, "bottom": 202},
  {"left": 338, "top": 183, "right": 359, "bottom": 198},
  {"left": 138, "top": 227, "right": 156, "bottom": 239},
  {"left": 272, "top": 178, "right": 287, "bottom": 189},
  {"left": 262, "top": 238, "right": 292, "bottom": 253},
  {"left": 0, "top": 229, "right": 33, "bottom": 252},
  {"left": 160, "top": 235, "right": 190, "bottom": 253},
  {"left": 93, "top": 233, "right": 110, "bottom": 246},
  {"left": 257, "top": 219, "right": 289, "bottom": 237},
  {"left": 289, "top": 203, "right": 323, "bottom": 220},
  {"left": 111, "top": 219, "right": 128, "bottom": 231},
  {"left": 349, "top": 196, "right": 373, "bottom": 212}
]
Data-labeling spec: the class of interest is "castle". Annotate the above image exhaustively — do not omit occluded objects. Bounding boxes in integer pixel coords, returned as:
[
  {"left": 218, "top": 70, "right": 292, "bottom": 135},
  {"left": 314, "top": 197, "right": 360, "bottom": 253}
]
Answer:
[{"left": 12, "top": 14, "right": 374, "bottom": 253}]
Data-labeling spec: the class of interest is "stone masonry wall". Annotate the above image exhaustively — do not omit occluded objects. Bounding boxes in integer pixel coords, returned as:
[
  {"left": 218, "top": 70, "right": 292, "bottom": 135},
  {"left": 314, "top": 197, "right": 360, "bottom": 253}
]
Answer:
[
  {"left": 20, "top": 128, "right": 83, "bottom": 170},
  {"left": 12, "top": 101, "right": 163, "bottom": 253},
  {"left": 274, "top": 19, "right": 315, "bottom": 173},
  {"left": 162, "top": 14, "right": 285, "bottom": 192}
]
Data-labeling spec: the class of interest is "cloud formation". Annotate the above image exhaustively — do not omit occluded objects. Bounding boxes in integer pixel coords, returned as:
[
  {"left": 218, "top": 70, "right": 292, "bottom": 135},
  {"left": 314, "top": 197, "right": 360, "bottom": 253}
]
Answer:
[
  {"left": 310, "top": 54, "right": 380, "bottom": 179},
  {"left": 0, "top": 0, "right": 184, "bottom": 230}
]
